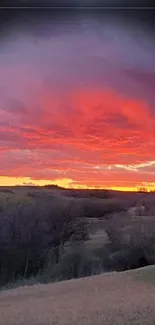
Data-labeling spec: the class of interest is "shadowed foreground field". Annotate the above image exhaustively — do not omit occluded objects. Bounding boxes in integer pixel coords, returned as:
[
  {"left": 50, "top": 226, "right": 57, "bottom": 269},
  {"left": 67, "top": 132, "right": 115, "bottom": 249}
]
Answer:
[{"left": 0, "top": 266, "right": 155, "bottom": 325}]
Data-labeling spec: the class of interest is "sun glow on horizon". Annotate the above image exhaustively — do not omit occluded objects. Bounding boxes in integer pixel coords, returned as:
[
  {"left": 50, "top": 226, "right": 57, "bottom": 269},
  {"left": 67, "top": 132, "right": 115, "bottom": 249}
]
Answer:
[{"left": 0, "top": 176, "right": 155, "bottom": 193}]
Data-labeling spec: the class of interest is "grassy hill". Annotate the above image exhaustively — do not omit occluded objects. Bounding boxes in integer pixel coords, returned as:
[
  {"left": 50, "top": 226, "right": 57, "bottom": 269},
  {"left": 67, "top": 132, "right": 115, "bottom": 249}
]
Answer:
[{"left": 0, "top": 266, "right": 155, "bottom": 325}]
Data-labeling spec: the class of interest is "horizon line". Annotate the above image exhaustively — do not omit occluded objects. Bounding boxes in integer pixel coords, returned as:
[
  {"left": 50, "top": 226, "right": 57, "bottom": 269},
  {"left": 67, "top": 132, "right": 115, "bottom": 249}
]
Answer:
[{"left": 0, "top": 184, "right": 151, "bottom": 193}]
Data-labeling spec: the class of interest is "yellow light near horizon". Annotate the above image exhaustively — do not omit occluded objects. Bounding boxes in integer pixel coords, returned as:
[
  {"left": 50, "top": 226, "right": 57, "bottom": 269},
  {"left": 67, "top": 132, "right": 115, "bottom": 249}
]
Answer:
[
  {"left": 0, "top": 176, "right": 155, "bottom": 192},
  {"left": 0, "top": 176, "right": 73, "bottom": 188}
]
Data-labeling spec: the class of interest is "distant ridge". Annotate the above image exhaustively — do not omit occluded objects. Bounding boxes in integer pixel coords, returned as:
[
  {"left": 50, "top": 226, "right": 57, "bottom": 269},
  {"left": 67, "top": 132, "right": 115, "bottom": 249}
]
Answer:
[{"left": 44, "top": 184, "right": 64, "bottom": 190}]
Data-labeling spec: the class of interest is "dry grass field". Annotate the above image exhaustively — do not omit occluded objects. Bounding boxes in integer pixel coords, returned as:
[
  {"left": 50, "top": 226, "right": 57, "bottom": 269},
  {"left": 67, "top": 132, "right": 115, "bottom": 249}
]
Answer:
[{"left": 0, "top": 266, "right": 155, "bottom": 325}]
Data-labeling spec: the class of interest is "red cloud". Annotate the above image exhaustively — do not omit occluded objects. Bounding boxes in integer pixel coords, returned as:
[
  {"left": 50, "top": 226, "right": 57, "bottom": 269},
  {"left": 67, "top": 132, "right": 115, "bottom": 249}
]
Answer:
[
  {"left": 0, "top": 86, "right": 155, "bottom": 189},
  {"left": 1, "top": 12, "right": 155, "bottom": 190}
]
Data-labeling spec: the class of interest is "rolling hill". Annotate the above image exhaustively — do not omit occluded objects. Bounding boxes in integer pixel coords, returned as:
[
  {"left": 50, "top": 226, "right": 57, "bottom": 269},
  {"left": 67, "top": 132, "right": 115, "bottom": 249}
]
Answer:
[{"left": 0, "top": 266, "right": 155, "bottom": 325}]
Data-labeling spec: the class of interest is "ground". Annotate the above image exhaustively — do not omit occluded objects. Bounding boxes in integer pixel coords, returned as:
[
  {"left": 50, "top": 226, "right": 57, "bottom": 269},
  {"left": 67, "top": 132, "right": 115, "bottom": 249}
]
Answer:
[{"left": 0, "top": 266, "right": 155, "bottom": 325}]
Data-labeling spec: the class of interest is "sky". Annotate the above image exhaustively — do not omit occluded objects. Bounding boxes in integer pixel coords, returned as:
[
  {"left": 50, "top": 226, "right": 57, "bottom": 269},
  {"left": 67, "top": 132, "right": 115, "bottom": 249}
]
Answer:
[
  {"left": 0, "top": 10, "right": 155, "bottom": 191},
  {"left": 0, "top": 0, "right": 154, "bottom": 7}
]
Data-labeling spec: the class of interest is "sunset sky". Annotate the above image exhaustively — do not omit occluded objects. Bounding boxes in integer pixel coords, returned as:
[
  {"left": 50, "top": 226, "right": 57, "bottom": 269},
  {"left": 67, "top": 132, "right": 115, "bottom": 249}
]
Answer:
[{"left": 0, "top": 11, "right": 155, "bottom": 191}]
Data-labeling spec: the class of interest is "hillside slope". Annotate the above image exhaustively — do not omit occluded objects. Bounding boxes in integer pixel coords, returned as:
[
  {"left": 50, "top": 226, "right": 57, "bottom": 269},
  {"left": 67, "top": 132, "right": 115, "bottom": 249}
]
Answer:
[{"left": 0, "top": 267, "right": 155, "bottom": 325}]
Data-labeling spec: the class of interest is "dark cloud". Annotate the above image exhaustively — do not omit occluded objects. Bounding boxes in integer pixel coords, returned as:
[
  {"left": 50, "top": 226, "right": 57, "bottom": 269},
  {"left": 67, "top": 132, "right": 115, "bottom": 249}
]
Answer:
[{"left": 0, "top": 0, "right": 155, "bottom": 7}]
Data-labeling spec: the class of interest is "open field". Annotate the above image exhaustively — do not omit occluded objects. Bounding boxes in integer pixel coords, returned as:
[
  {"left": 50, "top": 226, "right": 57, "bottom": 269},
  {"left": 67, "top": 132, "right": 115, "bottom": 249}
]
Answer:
[{"left": 0, "top": 266, "right": 155, "bottom": 325}]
